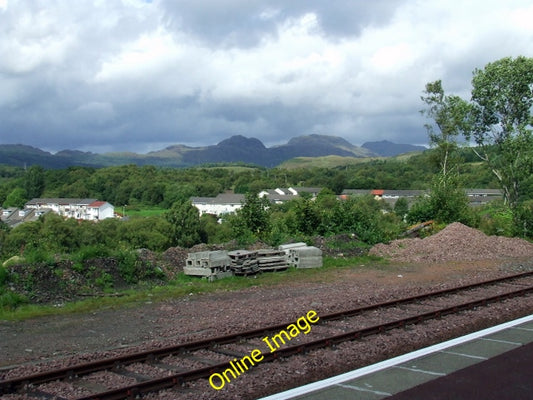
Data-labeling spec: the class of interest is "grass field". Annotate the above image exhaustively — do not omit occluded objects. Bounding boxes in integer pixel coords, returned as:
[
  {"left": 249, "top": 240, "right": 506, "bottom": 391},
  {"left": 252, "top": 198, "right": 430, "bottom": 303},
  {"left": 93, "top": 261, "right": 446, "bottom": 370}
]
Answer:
[
  {"left": 124, "top": 207, "right": 168, "bottom": 217},
  {"left": 278, "top": 155, "right": 382, "bottom": 169}
]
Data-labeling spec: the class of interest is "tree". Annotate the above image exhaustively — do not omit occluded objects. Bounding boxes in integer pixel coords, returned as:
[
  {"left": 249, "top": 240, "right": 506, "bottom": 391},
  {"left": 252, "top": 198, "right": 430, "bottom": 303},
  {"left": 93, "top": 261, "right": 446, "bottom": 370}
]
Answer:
[
  {"left": 394, "top": 197, "right": 409, "bottom": 219},
  {"left": 468, "top": 56, "right": 533, "bottom": 209},
  {"left": 3, "top": 188, "right": 28, "bottom": 208},
  {"left": 165, "top": 201, "right": 202, "bottom": 248},
  {"left": 293, "top": 197, "right": 320, "bottom": 235},
  {"left": 421, "top": 80, "right": 471, "bottom": 180},
  {"left": 239, "top": 191, "right": 271, "bottom": 236},
  {"left": 119, "top": 217, "right": 173, "bottom": 251},
  {"left": 420, "top": 80, "right": 474, "bottom": 225},
  {"left": 23, "top": 165, "right": 45, "bottom": 199}
]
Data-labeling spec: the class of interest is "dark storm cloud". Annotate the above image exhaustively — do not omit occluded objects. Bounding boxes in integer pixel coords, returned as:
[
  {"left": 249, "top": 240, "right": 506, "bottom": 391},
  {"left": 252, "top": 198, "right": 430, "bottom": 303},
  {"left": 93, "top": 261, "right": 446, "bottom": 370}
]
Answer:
[{"left": 0, "top": 0, "right": 532, "bottom": 153}]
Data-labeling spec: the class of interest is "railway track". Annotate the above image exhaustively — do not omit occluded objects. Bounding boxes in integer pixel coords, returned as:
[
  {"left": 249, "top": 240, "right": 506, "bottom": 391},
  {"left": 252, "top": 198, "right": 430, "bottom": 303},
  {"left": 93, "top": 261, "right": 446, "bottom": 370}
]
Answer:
[{"left": 2, "top": 270, "right": 533, "bottom": 399}]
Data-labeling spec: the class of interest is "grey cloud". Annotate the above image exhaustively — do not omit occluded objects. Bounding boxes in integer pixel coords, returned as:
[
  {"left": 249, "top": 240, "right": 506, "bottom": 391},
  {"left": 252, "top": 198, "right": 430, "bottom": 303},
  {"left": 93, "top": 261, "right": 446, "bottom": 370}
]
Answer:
[{"left": 157, "top": 0, "right": 406, "bottom": 47}]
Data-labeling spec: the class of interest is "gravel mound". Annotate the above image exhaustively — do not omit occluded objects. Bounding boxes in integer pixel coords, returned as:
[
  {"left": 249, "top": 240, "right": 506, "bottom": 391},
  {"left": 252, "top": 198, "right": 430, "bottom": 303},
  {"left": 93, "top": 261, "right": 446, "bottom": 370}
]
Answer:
[{"left": 369, "top": 222, "right": 533, "bottom": 263}]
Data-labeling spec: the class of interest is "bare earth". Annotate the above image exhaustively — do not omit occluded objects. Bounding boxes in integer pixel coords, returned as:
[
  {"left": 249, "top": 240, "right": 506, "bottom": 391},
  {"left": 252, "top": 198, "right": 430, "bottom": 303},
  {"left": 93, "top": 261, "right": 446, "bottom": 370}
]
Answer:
[{"left": 1, "top": 223, "right": 533, "bottom": 399}]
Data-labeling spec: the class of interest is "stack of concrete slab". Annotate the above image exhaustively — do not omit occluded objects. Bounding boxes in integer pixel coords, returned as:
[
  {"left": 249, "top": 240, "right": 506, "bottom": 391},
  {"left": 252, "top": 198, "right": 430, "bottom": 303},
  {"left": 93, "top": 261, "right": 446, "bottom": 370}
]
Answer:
[
  {"left": 183, "top": 250, "right": 233, "bottom": 281},
  {"left": 228, "top": 250, "right": 260, "bottom": 276},
  {"left": 256, "top": 249, "right": 288, "bottom": 271},
  {"left": 279, "top": 242, "right": 308, "bottom": 265},
  {"left": 289, "top": 246, "right": 323, "bottom": 268}
]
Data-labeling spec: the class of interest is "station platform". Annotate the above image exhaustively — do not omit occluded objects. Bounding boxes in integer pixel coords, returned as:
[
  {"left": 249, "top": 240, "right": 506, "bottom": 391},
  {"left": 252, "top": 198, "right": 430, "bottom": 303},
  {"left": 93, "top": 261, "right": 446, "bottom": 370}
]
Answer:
[{"left": 259, "top": 314, "right": 533, "bottom": 400}]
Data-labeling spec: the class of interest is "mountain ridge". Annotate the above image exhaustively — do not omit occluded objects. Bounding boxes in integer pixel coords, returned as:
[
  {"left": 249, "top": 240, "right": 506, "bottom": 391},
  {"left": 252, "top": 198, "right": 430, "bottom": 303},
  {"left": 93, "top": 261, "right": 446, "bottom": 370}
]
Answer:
[
  {"left": 362, "top": 140, "right": 426, "bottom": 157},
  {"left": 0, "top": 135, "right": 423, "bottom": 169}
]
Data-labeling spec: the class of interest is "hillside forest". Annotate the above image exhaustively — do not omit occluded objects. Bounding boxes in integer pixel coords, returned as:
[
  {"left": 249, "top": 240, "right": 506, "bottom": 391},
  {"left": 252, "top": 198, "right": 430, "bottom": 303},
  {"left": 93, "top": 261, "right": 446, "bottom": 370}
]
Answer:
[{"left": 0, "top": 56, "right": 532, "bottom": 310}]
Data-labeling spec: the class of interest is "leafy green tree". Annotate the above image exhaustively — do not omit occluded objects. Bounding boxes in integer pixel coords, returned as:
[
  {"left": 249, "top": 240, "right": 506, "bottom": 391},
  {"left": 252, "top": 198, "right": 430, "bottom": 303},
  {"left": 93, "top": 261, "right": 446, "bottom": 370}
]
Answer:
[
  {"left": 329, "top": 172, "right": 347, "bottom": 195},
  {"left": 3, "top": 188, "right": 28, "bottom": 208},
  {"left": 41, "top": 213, "right": 81, "bottom": 253},
  {"left": 468, "top": 56, "right": 533, "bottom": 209},
  {"left": 23, "top": 165, "right": 45, "bottom": 199},
  {"left": 421, "top": 80, "right": 471, "bottom": 179},
  {"left": 119, "top": 217, "right": 173, "bottom": 251},
  {"left": 394, "top": 197, "right": 409, "bottom": 219},
  {"left": 334, "top": 196, "right": 401, "bottom": 244},
  {"left": 165, "top": 201, "right": 202, "bottom": 248},
  {"left": 1, "top": 220, "right": 42, "bottom": 257},
  {"left": 407, "top": 176, "right": 473, "bottom": 225},
  {"left": 237, "top": 191, "right": 271, "bottom": 237},
  {"left": 294, "top": 197, "right": 320, "bottom": 235}
]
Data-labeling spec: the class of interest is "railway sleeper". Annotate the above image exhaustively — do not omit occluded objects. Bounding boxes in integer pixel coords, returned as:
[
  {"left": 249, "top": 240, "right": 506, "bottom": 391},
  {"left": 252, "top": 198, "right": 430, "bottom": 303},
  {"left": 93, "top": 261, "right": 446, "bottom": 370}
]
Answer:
[{"left": 112, "top": 367, "right": 153, "bottom": 382}]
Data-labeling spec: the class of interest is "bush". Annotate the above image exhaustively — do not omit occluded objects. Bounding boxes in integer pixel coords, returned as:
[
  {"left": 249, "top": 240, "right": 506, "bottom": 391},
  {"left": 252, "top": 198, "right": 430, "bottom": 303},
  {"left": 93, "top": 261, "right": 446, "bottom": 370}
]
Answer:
[
  {"left": 407, "top": 175, "right": 475, "bottom": 226},
  {"left": 23, "top": 248, "right": 55, "bottom": 265},
  {"left": 328, "top": 196, "right": 402, "bottom": 245},
  {"left": 0, "top": 291, "right": 28, "bottom": 310},
  {"left": 476, "top": 201, "right": 514, "bottom": 236},
  {"left": 73, "top": 245, "right": 112, "bottom": 263},
  {"left": 116, "top": 249, "right": 164, "bottom": 284},
  {"left": 116, "top": 250, "right": 140, "bottom": 284},
  {"left": 72, "top": 245, "right": 113, "bottom": 272},
  {"left": 513, "top": 200, "right": 533, "bottom": 238},
  {"left": 0, "top": 265, "right": 8, "bottom": 287}
]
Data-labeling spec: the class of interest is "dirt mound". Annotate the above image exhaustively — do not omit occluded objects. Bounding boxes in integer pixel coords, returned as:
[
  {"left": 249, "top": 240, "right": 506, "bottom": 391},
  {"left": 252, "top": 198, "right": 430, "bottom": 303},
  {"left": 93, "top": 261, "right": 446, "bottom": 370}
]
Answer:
[{"left": 369, "top": 222, "right": 533, "bottom": 263}]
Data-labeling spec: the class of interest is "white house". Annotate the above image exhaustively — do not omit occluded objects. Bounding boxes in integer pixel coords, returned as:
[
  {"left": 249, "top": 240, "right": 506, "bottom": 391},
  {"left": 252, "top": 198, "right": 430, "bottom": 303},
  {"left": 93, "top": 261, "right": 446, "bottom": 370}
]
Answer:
[
  {"left": 25, "top": 198, "right": 115, "bottom": 221},
  {"left": 86, "top": 200, "right": 115, "bottom": 220},
  {"left": 191, "top": 187, "right": 323, "bottom": 217},
  {"left": 190, "top": 194, "right": 245, "bottom": 216}
]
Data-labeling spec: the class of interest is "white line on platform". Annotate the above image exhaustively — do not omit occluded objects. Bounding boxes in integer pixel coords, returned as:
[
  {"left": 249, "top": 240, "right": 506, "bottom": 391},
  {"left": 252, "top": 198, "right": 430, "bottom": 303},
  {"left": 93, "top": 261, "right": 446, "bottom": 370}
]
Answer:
[
  {"left": 336, "top": 383, "right": 392, "bottom": 396},
  {"left": 480, "top": 337, "right": 522, "bottom": 346},
  {"left": 440, "top": 350, "right": 488, "bottom": 360},
  {"left": 394, "top": 366, "right": 446, "bottom": 376}
]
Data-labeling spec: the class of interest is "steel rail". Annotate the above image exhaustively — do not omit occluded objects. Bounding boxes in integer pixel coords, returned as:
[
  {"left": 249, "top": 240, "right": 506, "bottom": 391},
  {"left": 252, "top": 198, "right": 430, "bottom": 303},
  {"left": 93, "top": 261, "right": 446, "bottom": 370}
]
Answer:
[
  {"left": 74, "top": 283, "right": 533, "bottom": 400},
  {"left": 1, "top": 270, "right": 532, "bottom": 396}
]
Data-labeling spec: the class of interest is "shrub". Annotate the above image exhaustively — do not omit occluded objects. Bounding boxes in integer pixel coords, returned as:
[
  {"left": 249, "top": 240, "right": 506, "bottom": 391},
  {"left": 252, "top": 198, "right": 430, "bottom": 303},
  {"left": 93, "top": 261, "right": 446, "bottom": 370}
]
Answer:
[
  {"left": 116, "top": 250, "right": 139, "bottom": 284},
  {"left": 476, "top": 201, "right": 514, "bottom": 236},
  {"left": 23, "top": 248, "right": 55, "bottom": 265},
  {"left": 0, "top": 291, "right": 28, "bottom": 310},
  {"left": 513, "top": 200, "right": 533, "bottom": 238},
  {"left": 0, "top": 265, "right": 8, "bottom": 287}
]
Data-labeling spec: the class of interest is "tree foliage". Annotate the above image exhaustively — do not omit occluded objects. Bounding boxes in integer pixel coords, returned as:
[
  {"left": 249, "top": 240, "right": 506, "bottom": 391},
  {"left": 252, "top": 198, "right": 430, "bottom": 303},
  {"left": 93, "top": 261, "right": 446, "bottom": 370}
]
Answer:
[
  {"left": 468, "top": 56, "right": 533, "bottom": 208},
  {"left": 3, "top": 188, "right": 27, "bottom": 208},
  {"left": 23, "top": 166, "right": 45, "bottom": 199},
  {"left": 421, "top": 80, "right": 471, "bottom": 178},
  {"left": 230, "top": 191, "right": 271, "bottom": 244},
  {"left": 165, "top": 201, "right": 202, "bottom": 248}
]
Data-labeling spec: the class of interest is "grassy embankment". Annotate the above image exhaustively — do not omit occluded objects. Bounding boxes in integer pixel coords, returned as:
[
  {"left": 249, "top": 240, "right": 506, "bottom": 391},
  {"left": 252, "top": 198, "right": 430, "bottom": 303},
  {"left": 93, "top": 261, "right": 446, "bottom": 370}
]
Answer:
[{"left": 0, "top": 254, "right": 387, "bottom": 321}]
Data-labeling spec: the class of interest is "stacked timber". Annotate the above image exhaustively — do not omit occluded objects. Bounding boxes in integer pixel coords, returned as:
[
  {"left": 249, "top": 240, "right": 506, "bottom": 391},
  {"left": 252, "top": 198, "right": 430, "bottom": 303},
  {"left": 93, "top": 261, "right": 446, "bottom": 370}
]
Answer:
[
  {"left": 256, "top": 249, "right": 288, "bottom": 271},
  {"left": 228, "top": 250, "right": 260, "bottom": 276}
]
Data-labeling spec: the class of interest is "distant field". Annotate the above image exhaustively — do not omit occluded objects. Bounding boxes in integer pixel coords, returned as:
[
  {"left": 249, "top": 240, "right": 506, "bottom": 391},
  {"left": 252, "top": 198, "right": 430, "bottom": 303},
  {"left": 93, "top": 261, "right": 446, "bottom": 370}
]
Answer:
[
  {"left": 278, "top": 155, "right": 381, "bottom": 169},
  {"left": 125, "top": 207, "right": 168, "bottom": 217},
  {"left": 278, "top": 152, "right": 422, "bottom": 169}
]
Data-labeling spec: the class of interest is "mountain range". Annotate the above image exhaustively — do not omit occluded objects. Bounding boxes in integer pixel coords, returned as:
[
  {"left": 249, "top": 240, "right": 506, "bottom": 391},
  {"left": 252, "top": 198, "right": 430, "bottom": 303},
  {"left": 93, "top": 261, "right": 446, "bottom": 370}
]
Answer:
[{"left": 0, "top": 135, "right": 426, "bottom": 169}]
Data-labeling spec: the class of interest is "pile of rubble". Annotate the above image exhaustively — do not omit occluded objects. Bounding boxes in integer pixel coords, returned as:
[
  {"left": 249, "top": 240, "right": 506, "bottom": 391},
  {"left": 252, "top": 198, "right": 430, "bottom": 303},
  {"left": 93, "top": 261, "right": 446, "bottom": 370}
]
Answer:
[
  {"left": 183, "top": 243, "right": 323, "bottom": 281},
  {"left": 369, "top": 222, "right": 533, "bottom": 263}
]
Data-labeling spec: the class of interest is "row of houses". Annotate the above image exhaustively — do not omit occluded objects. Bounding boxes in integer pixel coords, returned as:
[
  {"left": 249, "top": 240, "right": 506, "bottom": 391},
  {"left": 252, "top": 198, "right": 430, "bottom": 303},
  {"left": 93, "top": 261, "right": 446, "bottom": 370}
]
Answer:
[
  {"left": 1, "top": 188, "right": 502, "bottom": 227},
  {"left": 1, "top": 198, "right": 115, "bottom": 228},
  {"left": 190, "top": 187, "right": 322, "bottom": 216},
  {"left": 191, "top": 188, "right": 503, "bottom": 217}
]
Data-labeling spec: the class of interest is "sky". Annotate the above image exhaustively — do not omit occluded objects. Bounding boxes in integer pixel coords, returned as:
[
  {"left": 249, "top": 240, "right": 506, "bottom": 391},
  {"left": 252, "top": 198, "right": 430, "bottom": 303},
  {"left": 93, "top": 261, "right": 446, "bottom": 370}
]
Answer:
[{"left": 0, "top": 0, "right": 532, "bottom": 154}]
